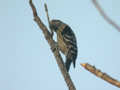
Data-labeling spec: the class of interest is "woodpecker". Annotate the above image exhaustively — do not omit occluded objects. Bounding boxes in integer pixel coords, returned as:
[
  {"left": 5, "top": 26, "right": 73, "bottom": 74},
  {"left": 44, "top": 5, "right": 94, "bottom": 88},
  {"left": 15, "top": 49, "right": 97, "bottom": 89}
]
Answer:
[{"left": 50, "top": 20, "right": 78, "bottom": 72}]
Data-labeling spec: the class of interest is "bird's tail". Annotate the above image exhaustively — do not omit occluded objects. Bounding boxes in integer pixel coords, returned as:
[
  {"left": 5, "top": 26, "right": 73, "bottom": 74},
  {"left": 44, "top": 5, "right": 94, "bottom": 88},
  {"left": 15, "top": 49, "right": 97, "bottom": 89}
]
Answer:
[
  {"left": 65, "top": 59, "right": 72, "bottom": 72},
  {"left": 73, "top": 59, "right": 76, "bottom": 68}
]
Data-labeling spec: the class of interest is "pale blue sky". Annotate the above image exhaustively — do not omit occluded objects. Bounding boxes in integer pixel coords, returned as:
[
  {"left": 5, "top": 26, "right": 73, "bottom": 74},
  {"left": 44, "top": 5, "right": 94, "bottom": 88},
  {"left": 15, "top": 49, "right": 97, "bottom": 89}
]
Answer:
[{"left": 0, "top": 0, "right": 120, "bottom": 90}]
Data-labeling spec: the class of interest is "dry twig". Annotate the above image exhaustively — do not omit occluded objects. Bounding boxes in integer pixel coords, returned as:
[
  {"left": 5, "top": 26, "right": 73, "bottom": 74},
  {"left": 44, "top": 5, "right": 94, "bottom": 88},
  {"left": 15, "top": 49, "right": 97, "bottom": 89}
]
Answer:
[
  {"left": 81, "top": 63, "right": 120, "bottom": 88},
  {"left": 44, "top": 3, "right": 53, "bottom": 36},
  {"left": 29, "top": 0, "right": 76, "bottom": 90},
  {"left": 92, "top": 0, "right": 120, "bottom": 32}
]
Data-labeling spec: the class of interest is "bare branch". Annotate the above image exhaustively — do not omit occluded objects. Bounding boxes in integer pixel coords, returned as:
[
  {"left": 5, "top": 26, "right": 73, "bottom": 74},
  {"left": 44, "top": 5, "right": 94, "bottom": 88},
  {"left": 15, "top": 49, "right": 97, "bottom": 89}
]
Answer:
[
  {"left": 44, "top": 3, "right": 50, "bottom": 25},
  {"left": 92, "top": 0, "right": 120, "bottom": 32},
  {"left": 29, "top": 0, "right": 76, "bottom": 90},
  {"left": 44, "top": 3, "right": 53, "bottom": 36},
  {"left": 81, "top": 63, "right": 120, "bottom": 88}
]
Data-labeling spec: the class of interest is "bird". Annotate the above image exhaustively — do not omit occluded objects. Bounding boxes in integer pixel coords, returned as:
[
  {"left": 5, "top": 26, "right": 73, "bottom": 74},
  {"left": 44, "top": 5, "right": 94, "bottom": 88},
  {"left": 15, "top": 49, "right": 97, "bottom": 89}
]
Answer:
[{"left": 50, "top": 19, "right": 78, "bottom": 72}]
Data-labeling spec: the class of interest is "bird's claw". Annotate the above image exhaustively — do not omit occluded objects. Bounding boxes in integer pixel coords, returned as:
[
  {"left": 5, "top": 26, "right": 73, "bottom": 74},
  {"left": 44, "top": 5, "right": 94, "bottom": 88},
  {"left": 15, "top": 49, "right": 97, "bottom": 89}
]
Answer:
[{"left": 51, "top": 42, "right": 59, "bottom": 52}]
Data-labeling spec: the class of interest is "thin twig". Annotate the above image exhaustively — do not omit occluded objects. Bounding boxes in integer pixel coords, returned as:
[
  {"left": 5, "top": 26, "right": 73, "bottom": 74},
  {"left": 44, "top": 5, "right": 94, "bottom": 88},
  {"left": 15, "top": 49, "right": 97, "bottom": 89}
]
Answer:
[
  {"left": 92, "top": 0, "right": 120, "bottom": 32},
  {"left": 44, "top": 3, "right": 50, "bottom": 25},
  {"left": 44, "top": 3, "right": 53, "bottom": 36},
  {"left": 29, "top": 0, "right": 76, "bottom": 90},
  {"left": 81, "top": 63, "right": 120, "bottom": 88}
]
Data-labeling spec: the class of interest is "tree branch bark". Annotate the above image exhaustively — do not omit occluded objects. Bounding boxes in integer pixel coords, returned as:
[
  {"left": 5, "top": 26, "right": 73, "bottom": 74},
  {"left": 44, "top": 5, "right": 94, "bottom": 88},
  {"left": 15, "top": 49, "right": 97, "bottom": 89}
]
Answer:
[
  {"left": 92, "top": 0, "right": 120, "bottom": 32},
  {"left": 81, "top": 63, "right": 120, "bottom": 88},
  {"left": 29, "top": 0, "right": 76, "bottom": 90}
]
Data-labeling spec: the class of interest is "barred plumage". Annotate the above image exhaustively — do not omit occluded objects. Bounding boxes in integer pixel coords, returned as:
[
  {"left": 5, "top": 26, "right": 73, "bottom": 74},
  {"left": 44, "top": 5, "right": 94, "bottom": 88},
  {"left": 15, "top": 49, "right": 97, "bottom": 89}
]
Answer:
[{"left": 50, "top": 20, "right": 78, "bottom": 72}]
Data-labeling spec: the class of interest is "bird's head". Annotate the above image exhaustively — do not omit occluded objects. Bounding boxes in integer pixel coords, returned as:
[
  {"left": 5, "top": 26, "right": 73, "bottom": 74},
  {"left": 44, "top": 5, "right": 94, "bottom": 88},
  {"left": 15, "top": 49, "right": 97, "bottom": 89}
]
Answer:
[{"left": 50, "top": 20, "right": 62, "bottom": 32}]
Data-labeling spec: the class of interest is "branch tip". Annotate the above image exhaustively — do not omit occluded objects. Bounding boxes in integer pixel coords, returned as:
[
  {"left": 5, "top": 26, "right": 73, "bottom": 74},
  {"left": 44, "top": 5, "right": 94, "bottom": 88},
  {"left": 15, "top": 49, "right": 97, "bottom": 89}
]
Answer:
[
  {"left": 29, "top": 0, "right": 37, "bottom": 17},
  {"left": 44, "top": 3, "right": 48, "bottom": 12},
  {"left": 80, "top": 63, "right": 86, "bottom": 67}
]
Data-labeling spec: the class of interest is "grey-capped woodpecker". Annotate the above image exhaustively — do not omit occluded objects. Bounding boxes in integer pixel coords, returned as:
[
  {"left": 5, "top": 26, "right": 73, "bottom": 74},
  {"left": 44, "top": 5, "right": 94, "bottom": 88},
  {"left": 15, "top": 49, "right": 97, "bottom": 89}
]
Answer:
[{"left": 50, "top": 19, "right": 78, "bottom": 72}]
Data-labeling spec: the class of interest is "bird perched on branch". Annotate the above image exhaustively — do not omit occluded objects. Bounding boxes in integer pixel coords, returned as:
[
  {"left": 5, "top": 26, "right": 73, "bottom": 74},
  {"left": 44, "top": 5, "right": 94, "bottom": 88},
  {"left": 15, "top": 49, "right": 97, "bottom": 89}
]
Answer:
[{"left": 50, "top": 20, "right": 78, "bottom": 72}]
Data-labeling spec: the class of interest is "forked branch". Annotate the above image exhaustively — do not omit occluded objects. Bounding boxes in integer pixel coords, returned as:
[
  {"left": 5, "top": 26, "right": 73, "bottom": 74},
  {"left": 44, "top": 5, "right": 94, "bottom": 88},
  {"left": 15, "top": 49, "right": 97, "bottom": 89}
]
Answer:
[{"left": 29, "top": 0, "right": 76, "bottom": 90}]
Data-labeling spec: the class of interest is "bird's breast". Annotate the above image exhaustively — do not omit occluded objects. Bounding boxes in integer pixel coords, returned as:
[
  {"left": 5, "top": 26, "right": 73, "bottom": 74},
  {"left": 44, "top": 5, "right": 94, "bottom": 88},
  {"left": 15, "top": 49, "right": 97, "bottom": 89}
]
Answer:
[{"left": 57, "top": 32, "right": 68, "bottom": 55}]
